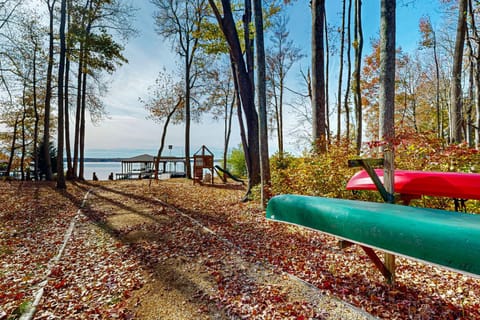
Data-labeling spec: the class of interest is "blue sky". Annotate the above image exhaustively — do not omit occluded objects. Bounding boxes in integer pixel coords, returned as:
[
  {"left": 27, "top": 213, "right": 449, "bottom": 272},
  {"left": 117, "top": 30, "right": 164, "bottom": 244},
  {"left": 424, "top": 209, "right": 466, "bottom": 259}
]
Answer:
[{"left": 85, "top": 1, "right": 443, "bottom": 158}]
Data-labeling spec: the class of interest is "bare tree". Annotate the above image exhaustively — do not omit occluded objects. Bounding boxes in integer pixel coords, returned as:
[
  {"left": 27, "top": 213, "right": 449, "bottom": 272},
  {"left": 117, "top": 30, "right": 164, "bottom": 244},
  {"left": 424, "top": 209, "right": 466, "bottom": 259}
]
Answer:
[
  {"left": 202, "top": 59, "right": 236, "bottom": 180},
  {"left": 152, "top": 0, "right": 209, "bottom": 179},
  {"left": 266, "top": 15, "right": 304, "bottom": 157},
  {"left": 419, "top": 16, "right": 442, "bottom": 139},
  {"left": 0, "top": 0, "right": 22, "bottom": 30},
  {"left": 141, "top": 69, "right": 184, "bottom": 179}
]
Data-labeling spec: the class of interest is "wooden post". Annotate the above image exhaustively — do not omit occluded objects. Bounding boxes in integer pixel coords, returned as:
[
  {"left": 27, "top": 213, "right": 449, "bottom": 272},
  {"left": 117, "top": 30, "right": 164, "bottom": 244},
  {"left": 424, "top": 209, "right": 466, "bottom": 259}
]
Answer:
[
  {"left": 348, "top": 158, "right": 395, "bottom": 283},
  {"left": 379, "top": 0, "right": 396, "bottom": 285}
]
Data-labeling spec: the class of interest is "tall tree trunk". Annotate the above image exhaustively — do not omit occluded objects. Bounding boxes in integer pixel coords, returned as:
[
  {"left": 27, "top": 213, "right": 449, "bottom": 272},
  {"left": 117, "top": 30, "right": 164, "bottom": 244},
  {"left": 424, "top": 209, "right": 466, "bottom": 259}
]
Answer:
[
  {"left": 253, "top": 0, "right": 270, "bottom": 207},
  {"left": 223, "top": 94, "right": 234, "bottom": 181},
  {"left": 324, "top": 7, "right": 330, "bottom": 144},
  {"left": 432, "top": 29, "right": 441, "bottom": 139},
  {"left": 344, "top": 0, "right": 353, "bottom": 141},
  {"left": 353, "top": 0, "right": 363, "bottom": 154},
  {"left": 231, "top": 60, "right": 253, "bottom": 200},
  {"left": 32, "top": 41, "right": 39, "bottom": 181},
  {"left": 79, "top": 71, "right": 87, "bottom": 180},
  {"left": 65, "top": 0, "right": 74, "bottom": 179},
  {"left": 57, "top": 0, "right": 67, "bottom": 189},
  {"left": 337, "top": 0, "right": 346, "bottom": 141},
  {"left": 466, "top": 40, "right": 474, "bottom": 146},
  {"left": 185, "top": 52, "right": 192, "bottom": 179},
  {"left": 311, "top": 0, "right": 327, "bottom": 153},
  {"left": 43, "top": 0, "right": 57, "bottom": 180},
  {"left": 450, "top": 0, "right": 467, "bottom": 143},
  {"left": 73, "top": 51, "right": 83, "bottom": 178},
  {"left": 379, "top": 0, "right": 396, "bottom": 283},
  {"left": 278, "top": 76, "right": 284, "bottom": 156},
  {"left": 21, "top": 89, "right": 27, "bottom": 181},
  {"left": 244, "top": 0, "right": 254, "bottom": 93}
]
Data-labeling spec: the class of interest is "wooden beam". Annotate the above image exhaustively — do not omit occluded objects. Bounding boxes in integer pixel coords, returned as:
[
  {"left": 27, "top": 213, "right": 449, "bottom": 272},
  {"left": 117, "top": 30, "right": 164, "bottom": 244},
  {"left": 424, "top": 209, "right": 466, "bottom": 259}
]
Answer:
[
  {"left": 348, "top": 157, "right": 396, "bottom": 283},
  {"left": 348, "top": 158, "right": 384, "bottom": 168},
  {"left": 361, "top": 246, "right": 393, "bottom": 283}
]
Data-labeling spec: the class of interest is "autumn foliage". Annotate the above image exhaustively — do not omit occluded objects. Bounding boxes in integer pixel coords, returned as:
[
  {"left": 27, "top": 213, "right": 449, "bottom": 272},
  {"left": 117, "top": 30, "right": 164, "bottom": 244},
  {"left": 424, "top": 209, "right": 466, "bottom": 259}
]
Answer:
[{"left": 269, "top": 128, "right": 480, "bottom": 212}]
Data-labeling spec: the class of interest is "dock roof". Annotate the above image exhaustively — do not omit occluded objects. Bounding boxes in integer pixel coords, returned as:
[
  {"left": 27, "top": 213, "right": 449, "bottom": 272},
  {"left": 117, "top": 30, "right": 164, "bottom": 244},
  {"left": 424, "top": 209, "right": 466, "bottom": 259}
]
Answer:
[{"left": 121, "top": 154, "right": 155, "bottom": 163}]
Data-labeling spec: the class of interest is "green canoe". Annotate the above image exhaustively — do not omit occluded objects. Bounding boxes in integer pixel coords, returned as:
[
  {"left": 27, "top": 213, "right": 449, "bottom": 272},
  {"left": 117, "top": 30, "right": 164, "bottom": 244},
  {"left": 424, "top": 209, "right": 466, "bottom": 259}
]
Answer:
[{"left": 266, "top": 194, "right": 480, "bottom": 277}]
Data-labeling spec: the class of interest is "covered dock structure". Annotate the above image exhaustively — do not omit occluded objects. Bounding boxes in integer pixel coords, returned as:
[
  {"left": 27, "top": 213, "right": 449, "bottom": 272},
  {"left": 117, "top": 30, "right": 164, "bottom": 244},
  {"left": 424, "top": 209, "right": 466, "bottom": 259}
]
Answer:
[{"left": 116, "top": 154, "right": 186, "bottom": 180}]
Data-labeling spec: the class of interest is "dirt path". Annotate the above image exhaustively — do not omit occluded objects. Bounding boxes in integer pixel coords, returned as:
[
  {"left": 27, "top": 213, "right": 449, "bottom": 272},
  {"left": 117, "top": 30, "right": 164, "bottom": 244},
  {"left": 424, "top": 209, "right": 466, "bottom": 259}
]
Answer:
[{"left": 84, "top": 180, "right": 374, "bottom": 319}]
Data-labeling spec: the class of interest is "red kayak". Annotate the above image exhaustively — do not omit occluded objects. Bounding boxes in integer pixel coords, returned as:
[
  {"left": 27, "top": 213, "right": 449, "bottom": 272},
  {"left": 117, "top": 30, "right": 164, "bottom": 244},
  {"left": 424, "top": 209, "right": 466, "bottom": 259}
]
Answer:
[{"left": 346, "top": 169, "right": 480, "bottom": 200}]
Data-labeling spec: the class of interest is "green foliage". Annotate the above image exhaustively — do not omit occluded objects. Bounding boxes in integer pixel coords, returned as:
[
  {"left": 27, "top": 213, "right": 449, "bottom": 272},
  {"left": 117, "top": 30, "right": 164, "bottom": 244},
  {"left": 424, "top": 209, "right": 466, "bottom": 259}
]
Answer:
[
  {"left": 227, "top": 145, "right": 247, "bottom": 177},
  {"left": 270, "top": 141, "right": 363, "bottom": 200}
]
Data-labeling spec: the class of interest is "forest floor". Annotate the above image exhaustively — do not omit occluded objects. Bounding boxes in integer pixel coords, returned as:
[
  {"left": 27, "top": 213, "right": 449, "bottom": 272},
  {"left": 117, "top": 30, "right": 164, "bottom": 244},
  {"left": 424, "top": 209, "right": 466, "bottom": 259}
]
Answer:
[{"left": 1, "top": 179, "right": 480, "bottom": 319}]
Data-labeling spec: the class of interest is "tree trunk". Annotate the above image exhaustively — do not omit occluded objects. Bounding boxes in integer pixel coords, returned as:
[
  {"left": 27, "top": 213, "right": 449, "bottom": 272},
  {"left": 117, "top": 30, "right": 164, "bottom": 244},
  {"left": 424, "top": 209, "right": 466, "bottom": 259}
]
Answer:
[
  {"left": 344, "top": 0, "right": 353, "bottom": 141},
  {"left": 184, "top": 45, "right": 192, "bottom": 179},
  {"left": 73, "top": 44, "right": 83, "bottom": 178},
  {"left": 209, "top": 0, "right": 260, "bottom": 187},
  {"left": 6, "top": 116, "right": 19, "bottom": 177},
  {"left": 154, "top": 98, "right": 181, "bottom": 179},
  {"left": 56, "top": 0, "right": 67, "bottom": 189},
  {"left": 432, "top": 30, "right": 441, "bottom": 139},
  {"left": 311, "top": 0, "right": 327, "bottom": 153},
  {"left": 231, "top": 60, "right": 253, "bottom": 200},
  {"left": 450, "top": 0, "right": 467, "bottom": 143},
  {"left": 324, "top": 7, "right": 330, "bottom": 144},
  {"left": 223, "top": 83, "right": 234, "bottom": 182},
  {"left": 379, "top": 0, "right": 396, "bottom": 283},
  {"left": 253, "top": 0, "right": 270, "bottom": 207},
  {"left": 353, "top": 0, "right": 363, "bottom": 154},
  {"left": 21, "top": 91, "right": 27, "bottom": 180},
  {"left": 278, "top": 82, "right": 284, "bottom": 156},
  {"left": 337, "top": 0, "right": 346, "bottom": 141},
  {"left": 244, "top": 0, "right": 254, "bottom": 93},
  {"left": 32, "top": 41, "right": 39, "bottom": 181},
  {"left": 466, "top": 43, "right": 474, "bottom": 146},
  {"left": 65, "top": 0, "right": 74, "bottom": 180},
  {"left": 43, "top": 0, "right": 56, "bottom": 180},
  {"left": 79, "top": 71, "right": 87, "bottom": 180}
]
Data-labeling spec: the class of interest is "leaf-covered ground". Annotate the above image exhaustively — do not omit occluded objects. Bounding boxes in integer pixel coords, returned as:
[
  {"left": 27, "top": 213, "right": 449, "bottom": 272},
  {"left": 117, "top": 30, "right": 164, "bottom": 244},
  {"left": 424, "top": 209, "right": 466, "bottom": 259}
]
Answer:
[{"left": 1, "top": 179, "right": 480, "bottom": 319}]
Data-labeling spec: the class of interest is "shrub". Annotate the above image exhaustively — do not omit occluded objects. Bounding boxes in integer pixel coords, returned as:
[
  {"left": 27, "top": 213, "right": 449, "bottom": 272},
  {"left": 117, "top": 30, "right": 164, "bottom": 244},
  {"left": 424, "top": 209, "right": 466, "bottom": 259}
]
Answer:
[
  {"left": 227, "top": 145, "right": 247, "bottom": 177},
  {"left": 269, "top": 132, "right": 480, "bottom": 213}
]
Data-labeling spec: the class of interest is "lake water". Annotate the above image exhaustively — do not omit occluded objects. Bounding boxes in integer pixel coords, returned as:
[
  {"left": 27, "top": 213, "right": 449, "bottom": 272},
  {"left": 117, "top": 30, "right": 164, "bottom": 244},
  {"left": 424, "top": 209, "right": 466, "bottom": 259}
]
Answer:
[
  {"left": 78, "top": 159, "right": 224, "bottom": 181},
  {"left": 81, "top": 162, "right": 121, "bottom": 181},
  {"left": 75, "top": 146, "right": 229, "bottom": 181}
]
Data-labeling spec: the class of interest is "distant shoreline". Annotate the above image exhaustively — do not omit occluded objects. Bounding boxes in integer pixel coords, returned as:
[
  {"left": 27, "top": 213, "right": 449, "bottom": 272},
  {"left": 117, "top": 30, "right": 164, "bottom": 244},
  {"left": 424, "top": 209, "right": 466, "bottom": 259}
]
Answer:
[
  {"left": 63, "top": 158, "right": 123, "bottom": 163},
  {"left": 68, "top": 158, "right": 224, "bottom": 163}
]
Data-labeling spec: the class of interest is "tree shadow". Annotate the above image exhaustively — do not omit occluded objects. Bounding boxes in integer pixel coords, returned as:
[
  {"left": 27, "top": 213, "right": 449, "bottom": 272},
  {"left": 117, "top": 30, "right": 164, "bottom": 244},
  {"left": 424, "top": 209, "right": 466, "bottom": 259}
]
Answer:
[{"left": 54, "top": 180, "right": 478, "bottom": 319}]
